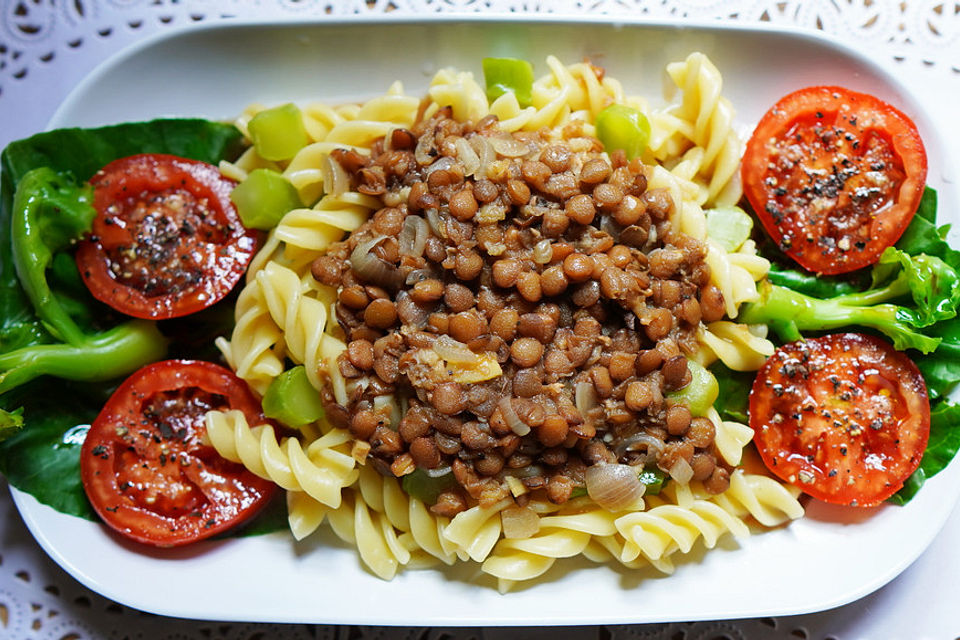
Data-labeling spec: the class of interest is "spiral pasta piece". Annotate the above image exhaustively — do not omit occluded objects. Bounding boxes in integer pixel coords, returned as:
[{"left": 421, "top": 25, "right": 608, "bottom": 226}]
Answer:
[
  {"left": 210, "top": 53, "right": 811, "bottom": 590},
  {"left": 205, "top": 410, "right": 358, "bottom": 509},
  {"left": 710, "top": 470, "right": 805, "bottom": 527},
  {"left": 662, "top": 52, "right": 743, "bottom": 207}
]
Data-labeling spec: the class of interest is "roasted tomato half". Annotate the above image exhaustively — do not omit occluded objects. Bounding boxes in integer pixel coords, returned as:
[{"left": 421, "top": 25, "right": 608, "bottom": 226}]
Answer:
[
  {"left": 749, "top": 333, "right": 929, "bottom": 507},
  {"left": 742, "top": 86, "right": 927, "bottom": 275},
  {"left": 75, "top": 153, "right": 257, "bottom": 319},
  {"left": 80, "top": 360, "right": 275, "bottom": 546}
]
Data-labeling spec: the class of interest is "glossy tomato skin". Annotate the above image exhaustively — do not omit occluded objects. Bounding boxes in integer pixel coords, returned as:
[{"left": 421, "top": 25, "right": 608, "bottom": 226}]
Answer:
[
  {"left": 742, "top": 86, "right": 927, "bottom": 275},
  {"left": 75, "top": 153, "right": 258, "bottom": 320},
  {"left": 80, "top": 360, "right": 275, "bottom": 547},
  {"left": 749, "top": 333, "right": 929, "bottom": 507}
]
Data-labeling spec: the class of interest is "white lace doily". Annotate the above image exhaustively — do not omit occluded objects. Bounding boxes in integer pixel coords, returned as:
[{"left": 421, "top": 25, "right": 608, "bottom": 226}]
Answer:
[{"left": 1, "top": 2, "right": 959, "bottom": 639}]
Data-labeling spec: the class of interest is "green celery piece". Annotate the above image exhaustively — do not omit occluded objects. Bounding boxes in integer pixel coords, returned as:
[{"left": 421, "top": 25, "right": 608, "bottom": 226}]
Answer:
[
  {"left": 638, "top": 467, "right": 666, "bottom": 495},
  {"left": 666, "top": 359, "right": 719, "bottom": 417},
  {"left": 705, "top": 205, "right": 753, "bottom": 252},
  {"left": 402, "top": 467, "right": 458, "bottom": 505},
  {"left": 482, "top": 57, "right": 535, "bottom": 108},
  {"left": 595, "top": 104, "right": 651, "bottom": 160},
  {"left": 738, "top": 280, "right": 940, "bottom": 353},
  {"left": 248, "top": 103, "right": 309, "bottom": 162},
  {"left": 231, "top": 168, "right": 302, "bottom": 230},
  {"left": 261, "top": 365, "right": 325, "bottom": 428}
]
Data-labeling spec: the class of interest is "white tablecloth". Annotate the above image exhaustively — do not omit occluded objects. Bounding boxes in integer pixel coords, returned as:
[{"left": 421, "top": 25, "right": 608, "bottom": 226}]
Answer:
[{"left": 1, "top": 2, "right": 958, "bottom": 638}]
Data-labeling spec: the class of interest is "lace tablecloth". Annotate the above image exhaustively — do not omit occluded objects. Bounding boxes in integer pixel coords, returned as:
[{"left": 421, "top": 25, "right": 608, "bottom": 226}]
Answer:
[{"left": 1, "top": 2, "right": 959, "bottom": 639}]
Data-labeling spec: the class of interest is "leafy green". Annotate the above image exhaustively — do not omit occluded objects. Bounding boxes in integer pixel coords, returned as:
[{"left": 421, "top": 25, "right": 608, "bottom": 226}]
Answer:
[
  {"left": 709, "top": 362, "right": 753, "bottom": 424},
  {"left": 738, "top": 279, "right": 943, "bottom": 353},
  {"left": 744, "top": 187, "right": 960, "bottom": 505},
  {"left": 0, "top": 119, "right": 244, "bottom": 520},
  {"left": 889, "top": 400, "right": 960, "bottom": 505}
]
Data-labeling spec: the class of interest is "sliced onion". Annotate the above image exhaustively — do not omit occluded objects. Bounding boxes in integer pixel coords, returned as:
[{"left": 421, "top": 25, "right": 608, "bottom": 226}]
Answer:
[
  {"left": 425, "top": 207, "right": 447, "bottom": 238},
  {"left": 434, "top": 334, "right": 479, "bottom": 364},
  {"left": 575, "top": 381, "right": 598, "bottom": 417},
  {"left": 350, "top": 236, "right": 402, "bottom": 289},
  {"left": 415, "top": 132, "right": 436, "bottom": 165},
  {"left": 455, "top": 137, "right": 480, "bottom": 177},
  {"left": 398, "top": 215, "right": 429, "bottom": 257},
  {"left": 668, "top": 457, "right": 695, "bottom": 485},
  {"left": 490, "top": 132, "right": 529, "bottom": 158},
  {"left": 395, "top": 290, "right": 432, "bottom": 328},
  {"left": 585, "top": 463, "right": 646, "bottom": 512},
  {"left": 501, "top": 504, "right": 540, "bottom": 539},
  {"left": 373, "top": 394, "right": 401, "bottom": 430},
  {"left": 498, "top": 397, "right": 530, "bottom": 436},
  {"left": 405, "top": 268, "right": 433, "bottom": 285},
  {"left": 426, "top": 465, "right": 452, "bottom": 478},
  {"left": 471, "top": 135, "right": 495, "bottom": 176},
  {"left": 321, "top": 153, "right": 350, "bottom": 197},
  {"left": 424, "top": 155, "right": 456, "bottom": 177},
  {"left": 614, "top": 432, "right": 665, "bottom": 459}
]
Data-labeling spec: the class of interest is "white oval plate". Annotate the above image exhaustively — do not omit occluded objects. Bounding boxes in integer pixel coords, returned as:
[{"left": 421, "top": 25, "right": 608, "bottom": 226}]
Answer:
[{"left": 11, "top": 16, "right": 960, "bottom": 625}]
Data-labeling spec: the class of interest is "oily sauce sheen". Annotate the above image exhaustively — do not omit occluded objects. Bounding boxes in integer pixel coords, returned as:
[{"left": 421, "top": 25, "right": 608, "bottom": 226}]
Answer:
[{"left": 749, "top": 333, "right": 929, "bottom": 506}]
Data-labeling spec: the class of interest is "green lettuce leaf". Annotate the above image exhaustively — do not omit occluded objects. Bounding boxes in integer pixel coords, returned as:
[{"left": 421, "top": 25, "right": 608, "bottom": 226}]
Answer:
[
  {"left": 0, "top": 119, "right": 246, "bottom": 521},
  {"left": 889, "top": 400, "right": 960, "bottom": 505}
]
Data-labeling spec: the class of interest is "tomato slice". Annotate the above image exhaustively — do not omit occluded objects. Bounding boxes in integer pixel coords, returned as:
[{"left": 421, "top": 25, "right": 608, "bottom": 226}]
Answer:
[
  {"left": 749, "top": 333, "right": 929, "bottom": 507},
  {"left": 742, "top": 86, "right": 927, "bottom": 275},
  {"left": 80, "top": 360, "right": 276, "bottom": 546},
  {"left": 75, "top": 153, "right": 257, "bottom": 319}
]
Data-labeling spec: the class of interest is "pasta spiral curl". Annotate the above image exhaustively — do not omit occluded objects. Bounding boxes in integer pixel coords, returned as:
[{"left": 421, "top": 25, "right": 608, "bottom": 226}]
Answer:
[
  {"left": 205, "top": 409, "right": 359, "bottom": 510},
  {"left": 211, "top": 54, "right": 810, "bottom": 589},
  {"left": 657, "top": 52, "right": 743, "bottom": 207}
]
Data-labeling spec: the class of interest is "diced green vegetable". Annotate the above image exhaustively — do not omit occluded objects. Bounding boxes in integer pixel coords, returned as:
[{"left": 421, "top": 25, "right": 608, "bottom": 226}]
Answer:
[
  {"left": 708, "top": 361, "right": 753, "bottom": 424},
  {"left": 638, "top": 467, "right": 666, "bottom": 495},
  {"left": 248, "top": 103, "right": 309, "bottom": 162},
  {"left": 667, "top": 359, "right": 719, "bottom": 417},
  {"left": 705, "top": 205, "right": 753, "bottom": 252},
  {"left": 261, "top": 365, "right": 325, "bottom": 428},
  {"left": 401, "top": 467, "right": 458, "bottom": 505},
  {"left": 231, "top": 168, "right": 302, "bottom": 230},
  {"left": 482, "top": 57, "right": 535, "bottom": 108},
  {"left": 595, "top": 104, "right": 651, "bottom": 160}
]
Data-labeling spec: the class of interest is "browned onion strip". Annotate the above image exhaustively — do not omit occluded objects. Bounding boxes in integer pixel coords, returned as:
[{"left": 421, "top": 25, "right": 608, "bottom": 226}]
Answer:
[{"left": 349, "top": 235, "right": 403, "bottom": 289}]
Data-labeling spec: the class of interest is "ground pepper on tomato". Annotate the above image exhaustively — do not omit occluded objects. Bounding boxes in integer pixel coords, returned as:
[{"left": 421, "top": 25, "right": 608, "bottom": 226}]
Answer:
[
  {"left": 75, "top": 153, "right": 258, "bottom": 320},
  {"left": 742, "top": 86, "right": 927, "bottom": 275},
  {"left": 748, "top": 333, "right": 930, "bottom": 507},
  {"left": 80, "top": 360, "right": 276, "bottom": 546}
]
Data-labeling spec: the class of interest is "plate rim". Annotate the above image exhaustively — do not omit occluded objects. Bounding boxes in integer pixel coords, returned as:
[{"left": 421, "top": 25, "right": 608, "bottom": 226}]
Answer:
[{"left": 13, "top": 13, "right": 960, "bottom": 625}]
